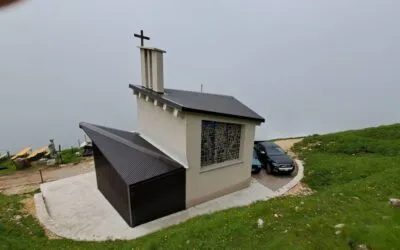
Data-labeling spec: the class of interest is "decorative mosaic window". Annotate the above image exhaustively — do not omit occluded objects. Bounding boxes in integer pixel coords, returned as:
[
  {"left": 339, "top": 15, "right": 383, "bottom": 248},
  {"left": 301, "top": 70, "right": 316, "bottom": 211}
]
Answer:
[{"left": 200, "top": 120, "right": 242, "bottom": 167}]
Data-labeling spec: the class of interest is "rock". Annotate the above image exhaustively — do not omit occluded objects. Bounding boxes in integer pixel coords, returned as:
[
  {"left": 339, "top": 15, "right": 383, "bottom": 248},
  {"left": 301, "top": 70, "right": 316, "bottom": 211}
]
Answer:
[
  {"left": 335, "top": 230, "right": 341, "bottom": 235},
  {"left": 13, "top": 215, "right": 22, "bottom": 220},
  {"left": 389, "top": 198, "right": 400, "bottom": 208},
  {"left": 334, "top": 223, "right": 345, "bottom": 229},
  {"left": 257, "top": 218, "right": 264, "bottom": 228},
  {"left": 358, "top": 244, "right": 371, "bottom": 250},
  {"left": 306, "top": 224, "right": 311, "bottom": 228},
  {"left": 295, "top": 206, "right": 300, "bottom": 212}
]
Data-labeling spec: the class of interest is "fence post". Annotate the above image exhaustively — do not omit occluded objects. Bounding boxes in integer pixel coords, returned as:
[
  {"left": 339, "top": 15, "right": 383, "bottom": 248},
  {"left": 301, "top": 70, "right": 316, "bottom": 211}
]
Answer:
[
  {"left": 39, "top": 169, "right": 44, "bottom": 183},
  {"left": 58, "top": 145, "right": 63, "bottom": 164}
]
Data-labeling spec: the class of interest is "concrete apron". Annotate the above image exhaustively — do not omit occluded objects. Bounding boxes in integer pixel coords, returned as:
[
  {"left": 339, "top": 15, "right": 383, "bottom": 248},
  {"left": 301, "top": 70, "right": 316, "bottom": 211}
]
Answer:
[{"left": 34, "top": 159, "right": 304, "bottom": 241}]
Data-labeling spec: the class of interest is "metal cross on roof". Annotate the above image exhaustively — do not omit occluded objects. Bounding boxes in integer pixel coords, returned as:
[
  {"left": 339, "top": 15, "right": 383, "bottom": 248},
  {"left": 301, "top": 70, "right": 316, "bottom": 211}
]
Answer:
[{"left": 134, "top": 30, "right": 150, "bottom": 46}]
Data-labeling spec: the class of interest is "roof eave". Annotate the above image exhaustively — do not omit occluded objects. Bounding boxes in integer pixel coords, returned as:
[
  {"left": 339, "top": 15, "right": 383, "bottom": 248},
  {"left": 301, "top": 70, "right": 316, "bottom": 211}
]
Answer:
[
  {"left": 129, "top": 84, "right": 183, "bottom": 111},
  {"left": 181, "top": 107, "right": 265, "bottom": 123}
]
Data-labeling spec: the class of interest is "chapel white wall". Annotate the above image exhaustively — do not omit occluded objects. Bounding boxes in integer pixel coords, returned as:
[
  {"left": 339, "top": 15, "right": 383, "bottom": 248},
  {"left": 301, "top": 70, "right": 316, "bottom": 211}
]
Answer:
[
  {"left": 185, "top": 113, "right": 257, "bottom": 207},
  {"left": 136, "top": 97, "right": 188, "bottom": 167}
]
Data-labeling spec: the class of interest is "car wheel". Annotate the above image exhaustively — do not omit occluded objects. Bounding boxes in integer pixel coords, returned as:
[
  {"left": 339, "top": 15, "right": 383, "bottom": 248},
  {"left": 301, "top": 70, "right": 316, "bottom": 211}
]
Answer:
[{"left": 266, "top": 163, "right": 272, "bottom": 174}]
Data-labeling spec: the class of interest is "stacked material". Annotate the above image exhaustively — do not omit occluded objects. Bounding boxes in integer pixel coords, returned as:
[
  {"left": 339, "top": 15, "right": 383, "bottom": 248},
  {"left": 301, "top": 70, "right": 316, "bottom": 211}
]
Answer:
[
  {"left": 11, "top": 147, "right": 32, "bottom": 160},
  {"left": 27, "top": 146, "right": 49, "bottom": 161}
]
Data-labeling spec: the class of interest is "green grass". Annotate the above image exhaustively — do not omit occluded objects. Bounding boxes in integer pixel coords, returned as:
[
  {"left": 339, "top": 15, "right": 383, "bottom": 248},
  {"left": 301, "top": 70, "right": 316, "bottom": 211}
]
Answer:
[
  {"left": 60, "top": 148, "right": 83, "bottom": 164},
  {"left": 1, "top": 124, "right": 400, "bottom": 249}
]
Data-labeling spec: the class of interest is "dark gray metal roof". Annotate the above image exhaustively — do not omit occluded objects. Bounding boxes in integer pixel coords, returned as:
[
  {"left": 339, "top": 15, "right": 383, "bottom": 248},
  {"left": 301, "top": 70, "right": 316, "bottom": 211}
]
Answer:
[
  {"left": 129, "top": 84, "right": 265, "bottom": 122},
  {"left": 79, "top": 122, "right": 183, "bottom": 185}
]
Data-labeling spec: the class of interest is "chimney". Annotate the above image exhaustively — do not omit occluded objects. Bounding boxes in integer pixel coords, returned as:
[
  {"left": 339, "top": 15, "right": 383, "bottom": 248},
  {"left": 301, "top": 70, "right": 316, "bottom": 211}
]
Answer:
[{"left": 138, "top": 46, "right": 166, "bottom": 93}]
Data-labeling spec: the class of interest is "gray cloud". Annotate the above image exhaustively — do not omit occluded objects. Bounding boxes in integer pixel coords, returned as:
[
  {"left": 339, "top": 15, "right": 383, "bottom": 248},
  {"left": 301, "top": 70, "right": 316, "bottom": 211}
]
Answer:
[{"left": 1, "top": 0, "right": 399, "bottom": 152}]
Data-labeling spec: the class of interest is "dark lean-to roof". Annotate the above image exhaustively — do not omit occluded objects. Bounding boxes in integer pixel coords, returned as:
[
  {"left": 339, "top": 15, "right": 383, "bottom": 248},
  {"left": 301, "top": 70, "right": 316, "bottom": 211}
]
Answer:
[
  {"left": 79, "top": 122, "right": 183, "bottom": 185},
  {"left": 129, "top": 84, "right": 265, "bottom": 123}
]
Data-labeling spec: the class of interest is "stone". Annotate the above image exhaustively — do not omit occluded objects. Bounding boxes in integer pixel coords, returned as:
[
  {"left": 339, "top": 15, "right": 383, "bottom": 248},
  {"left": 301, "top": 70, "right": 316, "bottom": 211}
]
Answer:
[
  {"left": 335, "top": 230, "right": 341, "bottom": 235},
  {"left": 334, "top": 223, "right": 345, "bottom": 229},
  {"left": 358, "top": 244, "right": 371, "bottom": 250},
  {"left": 389, "top": 198, "right": 400, "bottom": 208},
  {"left": 13, "top": 215, "right": 22, "bottom": 220},
  {"left": 257, "top": 218, "right": 264, "bottom": 228}
]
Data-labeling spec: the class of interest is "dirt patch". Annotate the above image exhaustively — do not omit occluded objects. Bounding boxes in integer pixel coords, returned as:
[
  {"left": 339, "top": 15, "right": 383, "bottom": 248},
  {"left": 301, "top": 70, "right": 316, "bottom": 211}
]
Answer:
[
  {"left": 21, "top": 196, "right": 61, "bottom": 239},
  {"left": 3, "top": 183, "right": 39, "bottom": 195},
  {"left": 285, "top": 182, "right": 314, "bottom": 196},
  {"left": 0, "top": 159, "right": 94, "bottom": 192},
  {"left": 21, "top": 196, "right": 36, "bottom": 216}
]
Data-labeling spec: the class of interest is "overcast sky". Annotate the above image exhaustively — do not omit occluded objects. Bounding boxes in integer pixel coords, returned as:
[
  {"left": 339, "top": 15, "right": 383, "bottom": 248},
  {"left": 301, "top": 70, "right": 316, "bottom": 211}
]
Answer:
[{"left": 1, "top": 0, "right": 399, "bottom": 153}]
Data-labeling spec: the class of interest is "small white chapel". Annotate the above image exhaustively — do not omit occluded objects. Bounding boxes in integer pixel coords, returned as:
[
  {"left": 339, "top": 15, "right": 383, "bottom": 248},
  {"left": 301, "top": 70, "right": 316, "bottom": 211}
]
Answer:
[{"left": 80, "top": 30, "right": 265, "bottom": 227}]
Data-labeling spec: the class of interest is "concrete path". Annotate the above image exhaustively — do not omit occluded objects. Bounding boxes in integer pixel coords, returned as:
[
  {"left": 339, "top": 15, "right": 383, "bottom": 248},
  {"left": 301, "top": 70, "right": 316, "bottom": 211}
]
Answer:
[{"left": 35, "top": 159, "right": 303, "bottom": 241}]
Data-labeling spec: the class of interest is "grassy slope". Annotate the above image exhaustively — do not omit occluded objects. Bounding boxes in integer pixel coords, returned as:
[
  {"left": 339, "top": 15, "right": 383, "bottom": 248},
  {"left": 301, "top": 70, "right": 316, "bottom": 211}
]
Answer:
[{"left": 1, "top": 124, "right": 400, "bottom": 249}]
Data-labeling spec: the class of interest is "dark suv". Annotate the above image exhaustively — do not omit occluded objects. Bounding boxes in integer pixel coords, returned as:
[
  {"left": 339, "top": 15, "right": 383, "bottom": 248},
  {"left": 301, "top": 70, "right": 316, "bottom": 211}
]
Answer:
[{"left": 254, "top": 141, "right": 295, "bottom": 174}]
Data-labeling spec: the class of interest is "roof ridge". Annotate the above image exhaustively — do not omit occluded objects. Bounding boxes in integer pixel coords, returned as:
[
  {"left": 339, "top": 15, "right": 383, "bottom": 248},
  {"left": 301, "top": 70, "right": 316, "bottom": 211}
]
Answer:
[
  {"left": 79, "top": 122, "right": 182, "bottom": 168},
  {"left": 165, "top": 87, "right": 235, "bottom": 98},
  {"left": 129, "top": 84, "right": 265, "bottom": 123}
]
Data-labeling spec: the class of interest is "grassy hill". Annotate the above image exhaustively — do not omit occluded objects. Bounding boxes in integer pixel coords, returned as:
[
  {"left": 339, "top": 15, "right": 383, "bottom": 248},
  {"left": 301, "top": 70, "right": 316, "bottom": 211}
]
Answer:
[{"left": 1, "top": 124, "right": 400, "bottom": 249}]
